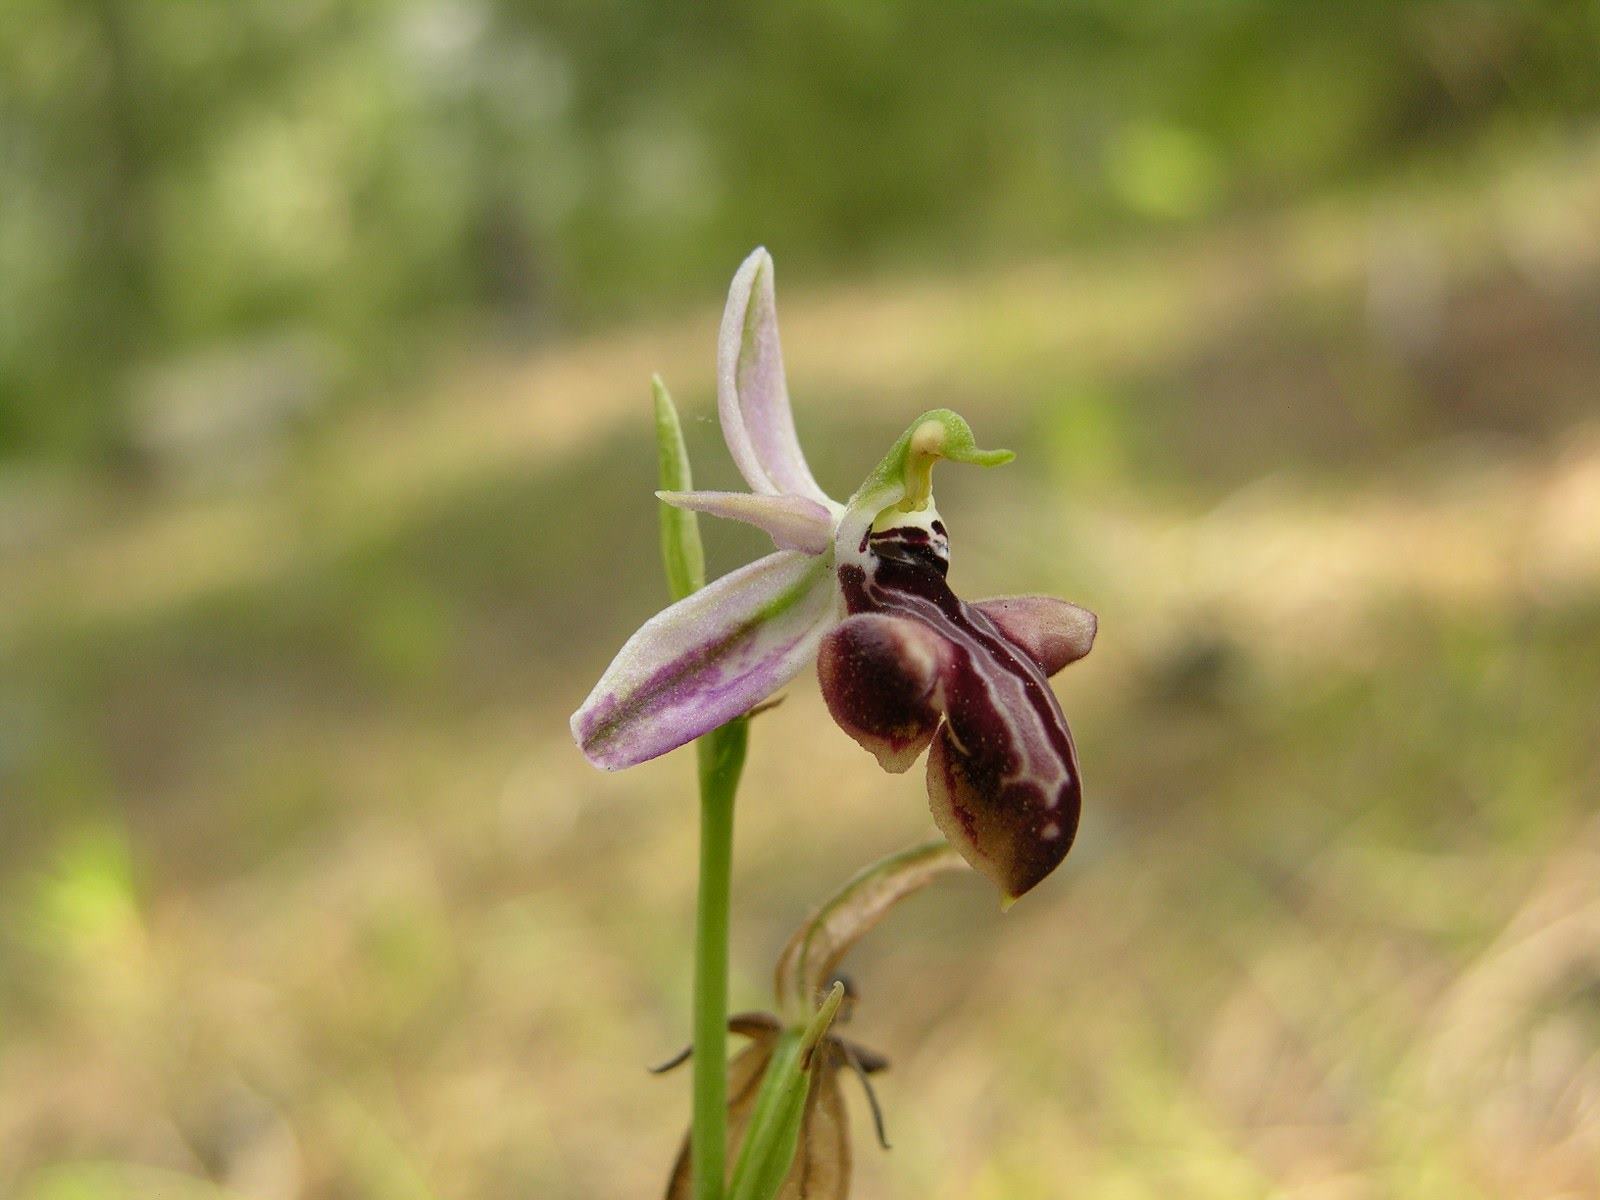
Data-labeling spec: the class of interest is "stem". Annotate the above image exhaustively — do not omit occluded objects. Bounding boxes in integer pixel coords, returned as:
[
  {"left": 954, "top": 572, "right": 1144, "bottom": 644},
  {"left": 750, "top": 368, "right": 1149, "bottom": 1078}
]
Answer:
[{"left": 690, "top": 717, "right": 748, "bottom": 1200}]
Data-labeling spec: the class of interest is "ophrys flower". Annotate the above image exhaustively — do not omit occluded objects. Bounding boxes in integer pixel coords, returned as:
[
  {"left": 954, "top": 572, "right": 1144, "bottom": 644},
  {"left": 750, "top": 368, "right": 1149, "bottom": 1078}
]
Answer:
[{"left": 570, "top": 249, "right": 1096, "bottom": 901}]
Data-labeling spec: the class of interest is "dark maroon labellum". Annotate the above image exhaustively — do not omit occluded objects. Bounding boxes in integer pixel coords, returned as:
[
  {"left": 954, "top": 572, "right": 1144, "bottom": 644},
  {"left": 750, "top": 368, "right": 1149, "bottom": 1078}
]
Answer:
[{"left": 822, "top": 522, "right": 1084, "bottom": 900}]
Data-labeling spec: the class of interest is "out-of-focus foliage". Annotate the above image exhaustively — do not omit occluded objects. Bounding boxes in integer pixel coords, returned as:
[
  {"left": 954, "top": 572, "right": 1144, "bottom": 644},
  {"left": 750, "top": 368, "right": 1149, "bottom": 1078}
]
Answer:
[{"left": 3, "top": 0, "right": 1597, "bottom": 459}]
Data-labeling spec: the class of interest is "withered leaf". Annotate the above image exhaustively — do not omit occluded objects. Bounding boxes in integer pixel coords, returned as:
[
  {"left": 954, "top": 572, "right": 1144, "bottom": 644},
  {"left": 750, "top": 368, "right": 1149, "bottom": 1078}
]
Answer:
[{"left": 773, "top": 840, "right": 967, "bottom": 1015}]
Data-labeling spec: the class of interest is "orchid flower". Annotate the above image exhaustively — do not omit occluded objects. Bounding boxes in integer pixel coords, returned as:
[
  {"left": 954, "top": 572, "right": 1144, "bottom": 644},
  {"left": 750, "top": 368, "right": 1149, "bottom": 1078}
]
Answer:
[{"left": 571, "top": 249, "right": 1097, "bottom": 902}]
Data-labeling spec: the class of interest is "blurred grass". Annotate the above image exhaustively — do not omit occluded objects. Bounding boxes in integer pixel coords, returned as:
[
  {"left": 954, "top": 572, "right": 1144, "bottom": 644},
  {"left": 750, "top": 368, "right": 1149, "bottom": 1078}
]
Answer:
[
  {"left": 3, "top": 137, "right": 1600, "bottom": 1198},
  {"left": 9, "top": 1, "right": 1595, "bottom": 462}
]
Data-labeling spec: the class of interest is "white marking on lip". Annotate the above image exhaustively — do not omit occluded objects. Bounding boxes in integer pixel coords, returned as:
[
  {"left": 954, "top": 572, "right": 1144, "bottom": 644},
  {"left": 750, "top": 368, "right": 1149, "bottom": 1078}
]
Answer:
[{"left": 861, "top": 558, "right": 1078, "bottom": 833}]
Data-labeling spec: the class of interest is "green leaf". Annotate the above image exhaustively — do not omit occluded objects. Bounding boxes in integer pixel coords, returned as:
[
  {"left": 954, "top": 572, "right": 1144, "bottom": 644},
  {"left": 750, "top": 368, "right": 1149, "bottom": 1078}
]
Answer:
[
  {"left": 726, "top": 984, "right": 846, "bottom": 1200},
  {"left": 654, "top": 375, "right": 706, "bottom": 601}
]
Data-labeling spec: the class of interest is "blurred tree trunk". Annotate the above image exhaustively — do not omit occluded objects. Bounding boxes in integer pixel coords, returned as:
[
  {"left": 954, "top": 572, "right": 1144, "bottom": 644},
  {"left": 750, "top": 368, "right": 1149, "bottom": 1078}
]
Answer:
[{"left": 85, "top": 0, "right": 155, "bottom": 461}]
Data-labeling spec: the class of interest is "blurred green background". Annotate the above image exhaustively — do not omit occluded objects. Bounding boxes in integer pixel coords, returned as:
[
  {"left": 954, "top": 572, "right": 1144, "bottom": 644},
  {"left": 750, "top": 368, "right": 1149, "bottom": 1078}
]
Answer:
[{"left": 3, "top": 3, "right": 1600, "bottom": 1197}]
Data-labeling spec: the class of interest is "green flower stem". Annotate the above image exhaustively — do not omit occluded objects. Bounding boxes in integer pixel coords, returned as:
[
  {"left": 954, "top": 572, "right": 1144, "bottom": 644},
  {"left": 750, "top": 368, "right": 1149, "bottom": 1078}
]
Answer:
[
  {"left": 691, "top": 717, "right": 748, "bottom": 1200},
  {"left": 653, "top": 375, "right": 748, "bottom": 1199}
]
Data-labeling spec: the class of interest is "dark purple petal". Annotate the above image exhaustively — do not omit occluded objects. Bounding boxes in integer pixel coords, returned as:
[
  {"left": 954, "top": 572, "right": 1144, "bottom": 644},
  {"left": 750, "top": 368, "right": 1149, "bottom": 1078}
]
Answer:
[
  {"left": 817, "top": 614, "right": 951, "bottom": 774},
  {"left": 836, "top": 529, "right": 1082, "bottom": 901},
  {"left": 926, "top": 722, "right": 1078, "bottom": 904},
  {"left": 973, "top": 596, "right": 1097, "bottom": 677}
]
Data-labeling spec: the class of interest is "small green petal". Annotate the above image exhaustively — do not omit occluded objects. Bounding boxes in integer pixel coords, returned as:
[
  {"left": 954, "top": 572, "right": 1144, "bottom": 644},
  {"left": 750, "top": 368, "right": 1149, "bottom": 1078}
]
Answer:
[{"left": 835, "top": 409, "right": 1013, "bottom": 557}]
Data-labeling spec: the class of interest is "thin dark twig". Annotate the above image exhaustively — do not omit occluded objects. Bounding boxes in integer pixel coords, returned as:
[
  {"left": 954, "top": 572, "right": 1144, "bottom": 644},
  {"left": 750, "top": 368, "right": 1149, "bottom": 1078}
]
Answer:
[
  {"left": 840, "top": 1042, "right": 891, "bottom": 1150},
  {"left": 648, "top": 1045, "right": 693, "bottom": 1074},
  {"left": 746, "top": 694, "right": 787, "bottom": 719}
]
